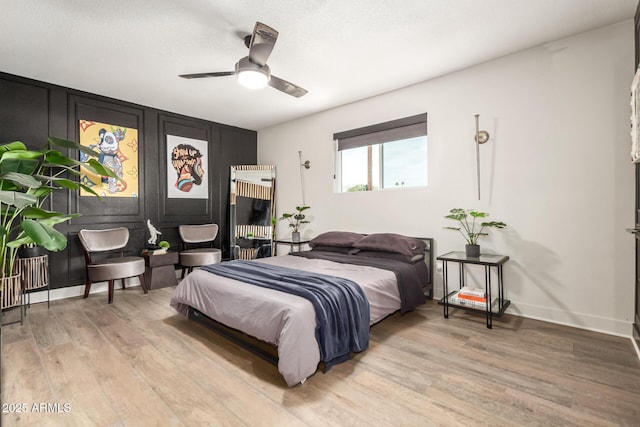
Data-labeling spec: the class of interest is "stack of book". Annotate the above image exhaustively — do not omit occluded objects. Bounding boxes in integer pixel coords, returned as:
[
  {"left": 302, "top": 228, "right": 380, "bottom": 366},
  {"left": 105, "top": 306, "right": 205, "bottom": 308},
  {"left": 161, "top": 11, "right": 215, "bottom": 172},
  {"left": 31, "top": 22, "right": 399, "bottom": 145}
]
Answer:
[
  {"left": 451, "top": 286, "right": 493, "bottom": 308},
  {"left": 141, "top": 248, "right": 168, "bottom": 256},
  {"left": 458, "top": 286, "right": 486, "bottom": 302}
]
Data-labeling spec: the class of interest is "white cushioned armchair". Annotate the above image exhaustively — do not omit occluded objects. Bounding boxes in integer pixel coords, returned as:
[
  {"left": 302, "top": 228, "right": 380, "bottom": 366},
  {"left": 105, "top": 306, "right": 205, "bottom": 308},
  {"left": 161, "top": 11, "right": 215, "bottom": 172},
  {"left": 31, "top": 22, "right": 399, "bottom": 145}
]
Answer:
[
  {"left": 78, "top": 227, "right": 147, "bottom": 303},
  {"left": 178, "top": 223, "right": 222, "bottom": 279}
]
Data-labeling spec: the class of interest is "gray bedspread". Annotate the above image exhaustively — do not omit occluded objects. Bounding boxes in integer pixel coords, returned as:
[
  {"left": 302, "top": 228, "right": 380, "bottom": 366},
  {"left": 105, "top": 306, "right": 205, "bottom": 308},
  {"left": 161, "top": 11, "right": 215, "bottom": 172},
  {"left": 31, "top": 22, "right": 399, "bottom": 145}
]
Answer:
[
  {"left": 291, "top": 251, "right": 428, "bottom": 313},
  {"left": 201, "top": 260, "right": 370, "bottom": 368}
]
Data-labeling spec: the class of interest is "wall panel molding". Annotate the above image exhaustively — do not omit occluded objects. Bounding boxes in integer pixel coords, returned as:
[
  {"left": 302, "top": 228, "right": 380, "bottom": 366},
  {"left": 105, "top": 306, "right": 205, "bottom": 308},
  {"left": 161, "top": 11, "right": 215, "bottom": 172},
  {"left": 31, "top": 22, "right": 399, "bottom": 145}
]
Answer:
[
  {"left": 0, "top": 71, "right": 257, "bottom": 288},
  {"left": 68, "top": 94, "right": 146, "bottom": 225},
  {"left": 157, "top": 114, "right": 215, "bottom": 223}
]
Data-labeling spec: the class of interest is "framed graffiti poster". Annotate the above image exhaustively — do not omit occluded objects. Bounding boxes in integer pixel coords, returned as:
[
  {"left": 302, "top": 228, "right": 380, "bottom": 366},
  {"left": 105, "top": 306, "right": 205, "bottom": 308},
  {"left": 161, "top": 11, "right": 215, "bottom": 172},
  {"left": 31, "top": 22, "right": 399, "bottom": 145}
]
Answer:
[
  {"left": 166, "top": 135, "right": 208, "bottom": 199},
  {"left": 78, "top": 120, "right": 139, "bottom": 197}
]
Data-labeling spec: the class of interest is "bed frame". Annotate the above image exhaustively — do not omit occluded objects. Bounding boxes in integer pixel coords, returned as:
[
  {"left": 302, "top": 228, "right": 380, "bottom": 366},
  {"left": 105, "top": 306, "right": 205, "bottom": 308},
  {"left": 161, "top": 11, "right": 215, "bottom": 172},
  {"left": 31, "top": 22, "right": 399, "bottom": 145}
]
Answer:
[
  {"left": 188, "top": 306, "right": 279, "bottom": 365},
  {"left": 419, "top": 237, "right": 434, "bottom": 299},
  {"left": 187, "top": 236, "right": 434, "bottom": 368}
]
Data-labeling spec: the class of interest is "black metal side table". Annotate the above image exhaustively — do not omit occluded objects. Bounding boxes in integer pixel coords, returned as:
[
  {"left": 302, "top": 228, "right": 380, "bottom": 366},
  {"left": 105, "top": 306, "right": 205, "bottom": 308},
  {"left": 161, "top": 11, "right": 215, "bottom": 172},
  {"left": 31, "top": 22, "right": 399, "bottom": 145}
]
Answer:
[
  {"left": 437, "top": 251, "right": 510, "bottom": 328},
  {"left": 274, "top": 238, "right": 311, "bottom": 255}
]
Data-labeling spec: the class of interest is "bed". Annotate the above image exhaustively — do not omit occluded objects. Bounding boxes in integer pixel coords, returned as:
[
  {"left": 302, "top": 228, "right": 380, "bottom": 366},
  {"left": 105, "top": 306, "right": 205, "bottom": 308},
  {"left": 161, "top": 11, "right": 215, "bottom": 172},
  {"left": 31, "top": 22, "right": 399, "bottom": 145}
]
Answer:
[{"left": 170, "top": 232, "right": 433, "bottom": 386}]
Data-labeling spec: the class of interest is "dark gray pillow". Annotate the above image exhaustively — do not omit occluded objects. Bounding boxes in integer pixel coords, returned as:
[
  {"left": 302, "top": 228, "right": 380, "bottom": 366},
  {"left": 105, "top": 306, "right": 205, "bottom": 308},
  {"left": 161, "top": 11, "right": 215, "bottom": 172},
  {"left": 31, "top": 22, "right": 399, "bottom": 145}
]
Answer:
[
  {"left": 309, "top": 231, "right": 365, "bottom": 248},
  {"left": 352, "top": 233, "right": 426, "bottom": 257},
  {"left": 354, "top": 250, "right": 424, "bottom": 263},
  {"left": 310, "top": 245, "right": 354, "bottom": 255}
]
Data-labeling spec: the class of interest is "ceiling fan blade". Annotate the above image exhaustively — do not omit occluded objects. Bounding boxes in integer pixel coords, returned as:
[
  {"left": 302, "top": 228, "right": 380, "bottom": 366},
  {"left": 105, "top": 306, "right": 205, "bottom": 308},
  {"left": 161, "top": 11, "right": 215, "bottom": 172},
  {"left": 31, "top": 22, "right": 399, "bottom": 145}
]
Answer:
[
  {"left": 269, "top": 75, "right": 308, "bottom": 98},
  {"left": 248, "top": 22, "right": 278, "bottom": 66},
  {"left": 179, "top": 71, "right": 235, "bottom": 79}
]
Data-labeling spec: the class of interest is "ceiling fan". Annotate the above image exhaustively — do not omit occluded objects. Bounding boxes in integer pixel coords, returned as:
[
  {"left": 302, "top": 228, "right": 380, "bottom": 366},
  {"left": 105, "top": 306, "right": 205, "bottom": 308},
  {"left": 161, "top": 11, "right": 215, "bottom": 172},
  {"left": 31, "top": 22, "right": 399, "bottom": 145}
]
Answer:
[{"left": 179, "top": 22, "right": 308, "bottom": 98}]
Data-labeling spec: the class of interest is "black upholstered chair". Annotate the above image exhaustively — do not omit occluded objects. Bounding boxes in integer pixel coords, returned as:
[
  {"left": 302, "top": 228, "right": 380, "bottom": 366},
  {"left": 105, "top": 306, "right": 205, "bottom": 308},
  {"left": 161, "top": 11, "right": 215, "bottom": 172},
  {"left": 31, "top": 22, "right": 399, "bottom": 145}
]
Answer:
[
  {"left": 78, "top": 227, "right": 147, "bottom": 304},
  {"left": 178, "top": 223, "right": 222, "bottom": 279}
]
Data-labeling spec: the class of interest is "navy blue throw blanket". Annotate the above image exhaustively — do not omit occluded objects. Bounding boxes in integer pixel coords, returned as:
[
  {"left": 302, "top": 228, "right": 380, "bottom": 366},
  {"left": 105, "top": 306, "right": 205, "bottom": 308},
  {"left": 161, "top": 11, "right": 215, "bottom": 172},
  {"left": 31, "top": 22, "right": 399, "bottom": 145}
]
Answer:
[{"left": 201, "top": 260, "right": 370, "bottom": 369}]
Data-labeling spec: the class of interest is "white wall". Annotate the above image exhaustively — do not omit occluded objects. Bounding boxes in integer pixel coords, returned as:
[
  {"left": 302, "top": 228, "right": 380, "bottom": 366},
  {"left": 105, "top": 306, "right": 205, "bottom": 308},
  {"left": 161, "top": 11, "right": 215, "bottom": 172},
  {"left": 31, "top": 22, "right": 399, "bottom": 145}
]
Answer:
[{"left": 258, "top": 21, "right": 635, "bottom": 336}]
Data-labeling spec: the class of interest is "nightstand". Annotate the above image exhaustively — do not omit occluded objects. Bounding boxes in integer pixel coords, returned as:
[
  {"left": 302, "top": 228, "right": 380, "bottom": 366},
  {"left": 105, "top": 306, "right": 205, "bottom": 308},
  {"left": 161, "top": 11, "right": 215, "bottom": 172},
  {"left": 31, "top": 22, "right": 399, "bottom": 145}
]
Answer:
[
  {"left": 437, "top": 251, "right": 510, "bottom": 328},
  {"left": 274, "top": 238, "right": 311, "bottom": 255},
  {"left": 143, "top": 251, "right": 179, "bottom": 290}
]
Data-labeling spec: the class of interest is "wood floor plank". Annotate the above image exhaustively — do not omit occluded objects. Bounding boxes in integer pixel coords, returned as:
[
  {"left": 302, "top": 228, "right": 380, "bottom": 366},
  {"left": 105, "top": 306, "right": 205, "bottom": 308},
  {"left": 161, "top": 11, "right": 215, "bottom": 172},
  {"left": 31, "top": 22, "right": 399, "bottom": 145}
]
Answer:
[
  {"left": 3, "top": 292, "right": 640, "bottom": 426},
  {"left": 278, "top": 381, "right": 374, "bottom": 427},
  {"left": 349, "top": 369, "right": 483, "bottom": 427},
  {"left": 38, "top": 342, "right": 120, "bottom": 426},
  {"left": 1, "top": 317, "right": 33, "bottom": 345},
  {"left": 308, "top": 361, "right": 438, "bottom": 426},
  {"left": 183, "top": 356, "right": 307, "bottom": 427},
  {"left": 25, "top": 309, "right": 70, "bottom": 350},
  {"left": 2, "top": 339, "right": 55, "bottom": 425},
  {"left": 53, "top": 304, "right": 184, "bottom": 426},
  {"left": 82, "top": 307, "right": 148, "bottom": 356},
  {"left": 126, "top": 344, "right": 245, "bottom": 426}
]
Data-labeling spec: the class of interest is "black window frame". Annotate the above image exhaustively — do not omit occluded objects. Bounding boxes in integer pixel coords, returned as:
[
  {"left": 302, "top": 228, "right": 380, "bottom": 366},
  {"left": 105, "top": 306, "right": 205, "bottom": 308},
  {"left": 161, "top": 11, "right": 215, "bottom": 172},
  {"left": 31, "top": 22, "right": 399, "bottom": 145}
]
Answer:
[{"left": 333, "top": 113, "right": 428, "bottom": 192}]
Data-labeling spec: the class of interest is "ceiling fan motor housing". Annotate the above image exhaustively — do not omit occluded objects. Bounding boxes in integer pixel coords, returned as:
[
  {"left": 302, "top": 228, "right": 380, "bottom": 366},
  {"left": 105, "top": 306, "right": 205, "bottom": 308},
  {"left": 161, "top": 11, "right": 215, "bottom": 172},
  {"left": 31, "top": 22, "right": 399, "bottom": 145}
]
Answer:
[{"left": 236, "top": 56, "right": 271, "bottom": 81}]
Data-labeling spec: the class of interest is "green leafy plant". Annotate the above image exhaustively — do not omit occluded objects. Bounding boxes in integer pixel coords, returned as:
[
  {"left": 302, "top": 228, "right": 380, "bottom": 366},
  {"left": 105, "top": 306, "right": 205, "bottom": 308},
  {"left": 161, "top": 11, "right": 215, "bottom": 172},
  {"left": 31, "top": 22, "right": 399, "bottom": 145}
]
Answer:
[
  {"left": 271, "top": 217, "right": 277, "bottom": 239},
  {"left": 444, "top": 208, "right": 506, "bottom": 245},
  {"left": 280, "top": 206, "right": 310, "bottom": 232},
  {"left": 0, "top": 137, "right": 117, "bottom": 277},
  {"left": 158, "top": 240, "right": 170, "bottom": 249}
]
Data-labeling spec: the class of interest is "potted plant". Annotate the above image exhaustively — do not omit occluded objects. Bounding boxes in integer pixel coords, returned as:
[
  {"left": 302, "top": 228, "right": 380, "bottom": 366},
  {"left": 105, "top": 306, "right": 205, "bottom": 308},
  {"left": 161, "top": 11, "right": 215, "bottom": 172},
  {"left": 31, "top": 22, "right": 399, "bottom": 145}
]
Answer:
[
  {"left": 0, "top": 137, "right": 116, "bottom": 307},
  {"left": 155, "top": 240, "right": 171, "bottom": 255},
  {"left": 280, "top": 206, "right": 310, "bottom": 242},
  {"left": 18, "top": 243, "right": 47, "bottom": 259},
  {"left": 444, "top": 208, "right": 506, "bottom": 257},
  {"left": 271, "top": 217, "right": 277, "bottom": 239}
]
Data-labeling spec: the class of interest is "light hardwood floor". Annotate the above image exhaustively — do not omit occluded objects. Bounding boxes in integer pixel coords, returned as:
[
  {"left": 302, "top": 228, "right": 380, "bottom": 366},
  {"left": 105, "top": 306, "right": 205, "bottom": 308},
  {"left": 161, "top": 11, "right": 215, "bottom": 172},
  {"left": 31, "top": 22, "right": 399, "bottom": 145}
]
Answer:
[{"left": 2, "top": 286, "right": 639, "bottom": 426}]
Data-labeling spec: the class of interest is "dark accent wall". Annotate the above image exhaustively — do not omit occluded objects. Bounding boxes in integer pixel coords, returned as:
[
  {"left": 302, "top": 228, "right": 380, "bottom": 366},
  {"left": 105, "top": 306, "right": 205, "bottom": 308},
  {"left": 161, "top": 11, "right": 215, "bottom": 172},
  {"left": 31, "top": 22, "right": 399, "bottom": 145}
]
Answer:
[{"left": 0, "top": 72, "right": 257, "bottom": 289}]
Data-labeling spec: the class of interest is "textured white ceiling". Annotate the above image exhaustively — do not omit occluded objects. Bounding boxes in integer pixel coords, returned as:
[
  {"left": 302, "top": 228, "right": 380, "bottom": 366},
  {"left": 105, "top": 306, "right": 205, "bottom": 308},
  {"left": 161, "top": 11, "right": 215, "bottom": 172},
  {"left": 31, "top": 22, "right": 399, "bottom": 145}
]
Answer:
[{"left": 1, "top": 0, "right": 636, "bottom": 130}]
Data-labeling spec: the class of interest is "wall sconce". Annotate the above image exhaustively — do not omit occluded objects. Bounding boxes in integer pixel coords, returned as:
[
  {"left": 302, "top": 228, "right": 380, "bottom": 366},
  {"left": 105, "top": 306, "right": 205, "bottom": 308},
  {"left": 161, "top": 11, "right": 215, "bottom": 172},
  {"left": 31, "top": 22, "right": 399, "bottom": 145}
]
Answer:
[
  {"left": 299, "top": 151, "right": 310, "bottom": 169},
  {"left": 475, "top": 114, "right": 490, "bottom": 200},
  {"left": 298, "top": 151, "right": 310, "bottom": 205}
]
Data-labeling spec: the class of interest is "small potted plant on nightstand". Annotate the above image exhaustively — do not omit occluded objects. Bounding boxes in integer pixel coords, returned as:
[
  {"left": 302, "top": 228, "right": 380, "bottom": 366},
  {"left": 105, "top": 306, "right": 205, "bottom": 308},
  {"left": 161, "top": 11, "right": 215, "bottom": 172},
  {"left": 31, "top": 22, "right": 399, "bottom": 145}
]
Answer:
[
  {"left": 156, "top": 240, "right": 170, "bottom": 254},
  {"left": 280, "top": 206, "right": 310, "bottom": 242},
  {"left": 444, "top": 208, "right": 506, "bottom": 257}
]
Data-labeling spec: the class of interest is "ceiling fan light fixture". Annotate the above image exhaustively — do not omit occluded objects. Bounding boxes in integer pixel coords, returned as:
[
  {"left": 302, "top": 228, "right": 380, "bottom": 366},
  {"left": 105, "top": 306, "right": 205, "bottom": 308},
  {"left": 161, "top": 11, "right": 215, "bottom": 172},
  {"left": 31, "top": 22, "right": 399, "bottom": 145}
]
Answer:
[
  {"left": 237, "top": 69, "right": 269, "bottom": 89},
  {"left": 180, "top": 23, "right": 306, "bottom": 97},
  {"left": 236, "top": 57, "right": 270, "bottom": 89}
]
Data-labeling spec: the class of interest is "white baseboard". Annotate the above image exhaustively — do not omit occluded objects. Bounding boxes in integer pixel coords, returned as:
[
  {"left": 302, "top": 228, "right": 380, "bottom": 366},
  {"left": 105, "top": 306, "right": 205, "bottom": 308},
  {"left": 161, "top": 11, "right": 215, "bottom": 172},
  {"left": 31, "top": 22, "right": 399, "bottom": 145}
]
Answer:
[
  {"left": 507, "top": 301, "right": 633, "bottom": 338},
  {"left": 632, "top": 334, "right": 640, "bottom": 360},
  {"left": 25, "top": 277, "right": 145, "bottom": 304},
  {"left": 25, "top": 268, "right": 186, "bottom": 304},
  {"left": 431, "top": 285, "right": 632, "bottom": 338}
]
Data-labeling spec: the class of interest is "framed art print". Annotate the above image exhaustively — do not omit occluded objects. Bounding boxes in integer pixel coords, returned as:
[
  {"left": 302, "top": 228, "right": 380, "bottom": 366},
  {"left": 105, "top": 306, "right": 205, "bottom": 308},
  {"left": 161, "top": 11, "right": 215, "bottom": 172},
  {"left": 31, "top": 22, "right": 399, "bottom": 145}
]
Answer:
[
  {"left": 79, "top": 120, "right": 139, "bottom": 197},
  {"left": 166, "top": 135, "right": 208, "bottom": 199}
]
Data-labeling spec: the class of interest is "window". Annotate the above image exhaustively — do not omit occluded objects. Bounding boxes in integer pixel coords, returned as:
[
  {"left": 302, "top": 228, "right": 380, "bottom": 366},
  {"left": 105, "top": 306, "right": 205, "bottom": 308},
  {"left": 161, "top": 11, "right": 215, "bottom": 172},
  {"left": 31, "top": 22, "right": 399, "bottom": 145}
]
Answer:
[{"left": 334, "top": 113, "right": 427, "bottom": 192}]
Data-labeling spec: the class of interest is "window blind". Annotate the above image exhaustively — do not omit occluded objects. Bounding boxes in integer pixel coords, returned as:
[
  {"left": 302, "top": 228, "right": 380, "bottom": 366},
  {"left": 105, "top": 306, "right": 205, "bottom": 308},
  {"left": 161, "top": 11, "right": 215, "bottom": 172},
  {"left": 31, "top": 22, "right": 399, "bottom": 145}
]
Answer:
[{"left": 333, "top": 113, "right": 427, "bottom": 151}]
